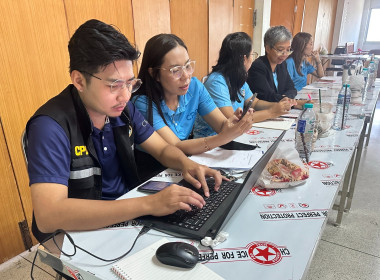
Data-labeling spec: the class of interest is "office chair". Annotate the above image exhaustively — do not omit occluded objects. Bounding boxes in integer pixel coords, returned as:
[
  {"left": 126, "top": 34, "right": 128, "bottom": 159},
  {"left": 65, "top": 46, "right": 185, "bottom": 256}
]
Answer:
[{"left": 325, "top": 46, "right": 346, "bottom": 76}]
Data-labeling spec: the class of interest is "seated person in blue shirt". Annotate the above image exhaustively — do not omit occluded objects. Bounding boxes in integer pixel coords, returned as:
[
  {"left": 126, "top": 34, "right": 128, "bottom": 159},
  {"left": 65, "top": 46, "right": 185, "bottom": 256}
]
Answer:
[
  {"left": 193, "top": 32, "right": 294, "bottom": 138},
  {"left": 286, "top": 32, "right": 324, "bottom": 91},
  {"left": 247, "top": 26, "right": 309, "bottom": 109},
  {"left": 26, "top": 20, "right": 222, "bottom": 243},
  {"left": 132, "top": 34, "right": 255, "bottom": 180}
]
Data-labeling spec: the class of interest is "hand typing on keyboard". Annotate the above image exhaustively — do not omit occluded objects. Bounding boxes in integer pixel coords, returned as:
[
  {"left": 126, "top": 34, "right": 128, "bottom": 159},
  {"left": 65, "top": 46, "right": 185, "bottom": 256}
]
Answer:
[
  {"left": 180, "top": 161, "right": 225, "bottom": 197},
  {"left": 144, "top": 184, "right": 206, "bottom": 216}
]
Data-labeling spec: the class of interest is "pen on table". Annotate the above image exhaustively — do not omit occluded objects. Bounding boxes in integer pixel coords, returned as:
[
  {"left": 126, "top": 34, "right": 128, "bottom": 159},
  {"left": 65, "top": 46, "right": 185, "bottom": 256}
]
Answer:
[{"left": 307, "top": 93, "right": 312, "bottom": 100}]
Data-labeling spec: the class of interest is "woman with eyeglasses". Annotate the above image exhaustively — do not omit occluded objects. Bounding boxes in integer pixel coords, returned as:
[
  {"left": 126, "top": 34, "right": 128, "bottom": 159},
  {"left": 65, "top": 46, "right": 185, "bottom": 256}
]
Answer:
[
  {"left": 193, "top": 32, "right": 294, "bottom": 138},
  {"left": 286, "top": 32, "right": 324, "bottom": 91},
  {"left": 247, "top": 26, "right": 308, "bottom": 109},
  {"left": 132, "top": 34, "right": 255, "bottom": 180}
]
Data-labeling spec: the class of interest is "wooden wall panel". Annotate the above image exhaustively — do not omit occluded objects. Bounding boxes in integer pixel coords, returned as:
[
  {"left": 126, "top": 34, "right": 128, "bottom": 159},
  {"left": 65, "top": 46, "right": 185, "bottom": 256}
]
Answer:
[
  {"left": 293, "top": 0, "right": 306, "bottom": 35},
  {"left": 270, "top": 0, "right": 305, "bottom": 35},
  {"left": 0, "top": 120, "right": 26, "bottom": 262},
  {"left": 314, "top": 0, "right": 338, "bottom": 53},
  {"left": 209, "top": 0, "right": 234, "bottom": 72},
  {"left": 64, "top": 0, "right": 137, "bottom": 74},
  {"left": 233, "top": 0, "right": 254, "bottom": 36},
  {"left": 270, "top": 0, "right": 296, "bottom": 32},
  {"left": 302, "top": 0, "right": 320, "bottom": 39},
  {"left": 132, "top": 0, "right": 171, "bottom": 70},
  {"left": 170, "top": 0, "right": 208, "bottom": 79},
  {"left": 0, "top": 0, "right": 70, "bottom": 245}
]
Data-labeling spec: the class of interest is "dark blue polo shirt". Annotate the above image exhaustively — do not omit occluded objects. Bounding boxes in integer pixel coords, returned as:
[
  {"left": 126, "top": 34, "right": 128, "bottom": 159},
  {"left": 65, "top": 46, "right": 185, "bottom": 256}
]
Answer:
[{"left": 27, "top": 102, "right": 154, "bottom": 200}]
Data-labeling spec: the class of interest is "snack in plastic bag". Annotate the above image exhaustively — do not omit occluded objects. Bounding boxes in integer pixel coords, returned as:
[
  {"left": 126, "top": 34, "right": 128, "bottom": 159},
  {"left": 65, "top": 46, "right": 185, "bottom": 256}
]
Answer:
[{"left": 257, "top": 143, "right": 309, "bottom": 189}]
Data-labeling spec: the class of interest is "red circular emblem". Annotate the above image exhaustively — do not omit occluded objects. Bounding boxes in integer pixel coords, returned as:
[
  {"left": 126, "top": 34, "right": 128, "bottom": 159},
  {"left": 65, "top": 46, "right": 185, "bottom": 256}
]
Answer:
[
  {"left": 247, "top": 241, "right": 282, "bottom": 265},
  {"left": 251, "top": 186, "right": 276, "bottom": 196},
  {"left": 308, "top": 160, "right": 330, "bottom": 169},
  {"left": 246, "top": 129, "right": 261, "bottom": 135}
]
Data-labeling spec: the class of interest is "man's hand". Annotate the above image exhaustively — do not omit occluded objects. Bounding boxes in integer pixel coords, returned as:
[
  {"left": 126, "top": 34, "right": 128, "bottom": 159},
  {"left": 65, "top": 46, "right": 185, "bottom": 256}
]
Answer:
[
  {"left": 180, "top": 159, "right": 223, "bottom": 197},
  {"left": 147, "top": 184, "right": 206, "bottom": 216}
]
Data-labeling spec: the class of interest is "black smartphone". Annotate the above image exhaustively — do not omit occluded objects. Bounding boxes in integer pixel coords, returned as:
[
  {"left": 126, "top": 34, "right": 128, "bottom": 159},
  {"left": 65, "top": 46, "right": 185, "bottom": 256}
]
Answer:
[
  {"left": 241, "top": 93, "right": 257, "bottom": 119},
  {"left": 137, "top": 180, "right": 173, "bottom": 194}
]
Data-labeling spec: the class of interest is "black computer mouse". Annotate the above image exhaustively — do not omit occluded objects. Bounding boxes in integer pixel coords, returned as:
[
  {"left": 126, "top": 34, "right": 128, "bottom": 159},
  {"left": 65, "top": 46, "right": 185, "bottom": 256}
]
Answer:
[{"left": 155, "top": 242, "right": 199, "bottom": 269}]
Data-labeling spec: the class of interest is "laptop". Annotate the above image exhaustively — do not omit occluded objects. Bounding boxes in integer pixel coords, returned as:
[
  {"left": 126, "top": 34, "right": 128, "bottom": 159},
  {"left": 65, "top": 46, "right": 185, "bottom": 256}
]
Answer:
[{"left": 139, "top": 131, "right": 285, "bottom": 240}]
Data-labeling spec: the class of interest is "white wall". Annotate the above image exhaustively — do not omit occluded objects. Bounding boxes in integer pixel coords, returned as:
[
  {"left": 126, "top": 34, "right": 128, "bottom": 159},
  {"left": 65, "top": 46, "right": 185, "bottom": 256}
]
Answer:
[
  {"left": 332, "top": 0, "right": 365, "bottom": 52},
  {"left": 253, "top": 0, "right": 271, "bottom": 56}
]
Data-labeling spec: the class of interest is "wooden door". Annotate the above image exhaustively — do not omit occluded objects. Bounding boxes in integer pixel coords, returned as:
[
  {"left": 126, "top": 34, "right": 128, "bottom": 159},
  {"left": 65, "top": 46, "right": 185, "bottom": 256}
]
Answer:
[
  {"left": 233, "top": 0, "right": 255, "bottom": 37},
  {"left": 0, "top": 0, "right": 71, "bottom": 251},
  {"left": 132, "top": 0, "right": 171, "bottom": 70},
  {"left": 170, "top": 0, "right": 208, "bottom": 79},
  {"left": 0, "top": 120, "right": 28, "bottom": 263},
  {"left": 209, "top": 0, "right": 234, "bottom": 71},
  {"left": 271, "top": 0, "right": 305, "bottom": 35}
]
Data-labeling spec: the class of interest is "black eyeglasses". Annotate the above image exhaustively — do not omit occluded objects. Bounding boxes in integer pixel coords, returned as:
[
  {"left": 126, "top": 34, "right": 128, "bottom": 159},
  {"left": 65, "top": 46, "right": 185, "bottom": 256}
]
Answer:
[{"left": 79, "top": 71, "right": 142, "bottom": 94}]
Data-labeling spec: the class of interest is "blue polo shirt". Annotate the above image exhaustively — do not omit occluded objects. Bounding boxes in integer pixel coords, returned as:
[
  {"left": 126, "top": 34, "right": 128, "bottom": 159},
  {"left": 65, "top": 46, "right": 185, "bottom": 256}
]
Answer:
[
  {"left": 193, "top": 72, "right": 253, "bottom": 138},
  {"left": 27, "top": 102, "right": 154, "bottom": 200},
  {"left": 132, "top": 77, "right": 216, "bottom": 140},
  {"left": 286, "top": 57, "right": 316, "bottom": 91}
]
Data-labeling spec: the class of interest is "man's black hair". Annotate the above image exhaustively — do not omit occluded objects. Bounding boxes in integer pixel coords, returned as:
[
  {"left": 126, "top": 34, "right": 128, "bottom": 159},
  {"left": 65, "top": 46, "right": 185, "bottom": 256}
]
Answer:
[{"left": 68, "top": 19, "right": 140, "bottom": 76}]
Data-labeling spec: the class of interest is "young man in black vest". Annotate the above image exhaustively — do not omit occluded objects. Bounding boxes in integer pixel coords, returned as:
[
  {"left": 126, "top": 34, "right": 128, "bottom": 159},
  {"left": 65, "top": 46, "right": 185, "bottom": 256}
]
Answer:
[{"left": 26, "top": 19, "right": 222, "bottom": 242}]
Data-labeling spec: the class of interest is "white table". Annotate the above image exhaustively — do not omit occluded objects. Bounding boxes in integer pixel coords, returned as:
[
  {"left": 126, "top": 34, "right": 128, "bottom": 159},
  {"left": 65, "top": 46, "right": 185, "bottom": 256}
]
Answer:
[{"left": 37, "top": 79, "right": 379, "bottom": 280}]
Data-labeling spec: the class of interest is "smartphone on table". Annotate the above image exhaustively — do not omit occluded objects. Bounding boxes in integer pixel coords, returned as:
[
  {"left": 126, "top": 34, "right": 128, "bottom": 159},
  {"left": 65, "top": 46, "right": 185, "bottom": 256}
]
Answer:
[{"left": 137, "top": 180, "right": 173, "bottom": 194}]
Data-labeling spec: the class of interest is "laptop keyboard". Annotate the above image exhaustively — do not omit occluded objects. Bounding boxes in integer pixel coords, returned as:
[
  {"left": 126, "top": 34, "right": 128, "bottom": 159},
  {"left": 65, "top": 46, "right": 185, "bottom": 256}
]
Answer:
[{"left": 165, "top": 179, "right": 240, "bottom": 231}]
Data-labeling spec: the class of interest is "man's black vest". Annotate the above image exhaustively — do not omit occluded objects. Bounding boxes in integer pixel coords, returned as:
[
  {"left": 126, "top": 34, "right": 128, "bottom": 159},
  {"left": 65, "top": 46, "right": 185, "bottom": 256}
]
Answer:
[{"left": 26, "top": 84, "right": 140, "bottom": 242}]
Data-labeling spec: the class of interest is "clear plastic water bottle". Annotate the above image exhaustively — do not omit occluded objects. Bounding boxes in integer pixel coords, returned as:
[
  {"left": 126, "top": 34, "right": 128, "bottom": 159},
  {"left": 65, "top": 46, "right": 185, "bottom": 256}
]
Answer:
[
  {"left": 362, "top": 68, "right": 369, "bottom": 101},
  {"left": 362, "top": 68, "right": 368, "bottom": 84},
  {"left": 368, "top": 61, "right": 376, "bottom": 87},
  {"left": 342, "top": 65, "right": 349, "bottom": 85},
  {"left": 295, "top": 103, "right": 316, "bottom": 162},
  {"left": 333, "top": 84, "right": 351, "bottom": 130},
  {"left": 373, "top": 58, "right": 379, "bottom": 82}
]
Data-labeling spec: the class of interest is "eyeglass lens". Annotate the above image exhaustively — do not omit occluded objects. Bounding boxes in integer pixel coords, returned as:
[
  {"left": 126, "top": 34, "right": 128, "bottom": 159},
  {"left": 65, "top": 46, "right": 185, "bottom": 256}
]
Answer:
[
  {"left": 111, "top": 79, "right": 142, "bottom": 94},
  {"left": 171, "top": 61, "right": 196, "bottom": 79}
]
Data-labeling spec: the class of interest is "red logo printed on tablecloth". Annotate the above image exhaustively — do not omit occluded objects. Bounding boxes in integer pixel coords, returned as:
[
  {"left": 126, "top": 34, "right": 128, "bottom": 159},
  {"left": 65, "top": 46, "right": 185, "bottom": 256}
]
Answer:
[
  {"left": 246, "top": 129, "right": 261, "bottom": 135},
  {"left": 65, "top": 266, "right": 83, "bottom": 280},
  {"left": 308, "top": 160, "right": 331, "bottom": 169},
  {"left": 299, "top": 203, "right": 309, "bottom": 208},
  {"left": 247, "top": 241, "right": 283, "bottom": 265},
  {"left": 251, "top": 186, "right": 276, "bottom": 196},
  {"left": 199, "top": 242, "right": 291, "bottom": 265}
]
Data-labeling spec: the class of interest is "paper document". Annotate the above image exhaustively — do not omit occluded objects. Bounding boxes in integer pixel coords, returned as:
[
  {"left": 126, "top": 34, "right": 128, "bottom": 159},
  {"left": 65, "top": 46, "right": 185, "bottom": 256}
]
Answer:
[
  {"left": 112, "top": 238, "right": 224, "bottom": 280},
  {"left": 190, "top": 148, "right": 263, "bottom": 169},
  {"left": 252, "top": 118, "right": 295, "bottom": 130},
  {"left": 303, "top": 84, "right": 329, "bottom": 90}
]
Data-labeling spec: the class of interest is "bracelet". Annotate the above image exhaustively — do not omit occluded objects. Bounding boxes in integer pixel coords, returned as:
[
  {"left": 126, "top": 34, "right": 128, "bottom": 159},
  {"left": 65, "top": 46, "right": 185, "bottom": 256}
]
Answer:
[{"left": 203, "top": 138, "right": 211, "bottom": 152}]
